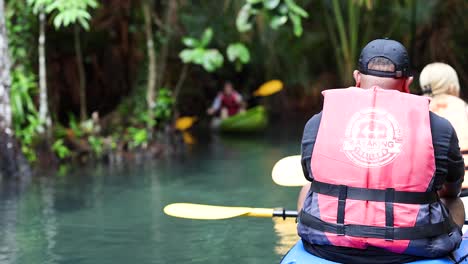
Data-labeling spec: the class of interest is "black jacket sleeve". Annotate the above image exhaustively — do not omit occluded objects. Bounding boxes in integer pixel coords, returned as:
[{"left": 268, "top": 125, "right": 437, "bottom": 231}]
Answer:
[
  {"left": 301, "top": 112, "right": 322, "bottom": 181},
  {"left": 446, "top": 129, "right": 465, "bottom": 185}
]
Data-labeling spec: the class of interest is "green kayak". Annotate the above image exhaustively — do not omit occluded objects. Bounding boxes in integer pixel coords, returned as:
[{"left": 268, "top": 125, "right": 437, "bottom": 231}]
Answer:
[{"left": 214, "top": 106, "right": 268, "bottom": 132}]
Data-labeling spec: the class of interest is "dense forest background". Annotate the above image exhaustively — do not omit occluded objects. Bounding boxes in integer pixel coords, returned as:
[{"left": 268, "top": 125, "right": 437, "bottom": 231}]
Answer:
[{"left": 1, "top": 0, "right": 467, "bottom": 175}]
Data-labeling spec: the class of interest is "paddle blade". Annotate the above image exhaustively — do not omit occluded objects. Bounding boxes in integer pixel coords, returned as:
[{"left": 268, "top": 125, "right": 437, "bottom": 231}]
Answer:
[
  {"left": 272, "top": 155, "right": 309, "bottom": 187},
  {"left": 254, "top": 80, "right": 284, "bottom": 97},
  {"left": 164, "top": 203, "right": 274, "bottom": 220},
  {"left": 175, "top": 116, "right": 197, "bottom": 131},
  {"left": 182, "top": 131, "right": 196, "bottom": 145}
]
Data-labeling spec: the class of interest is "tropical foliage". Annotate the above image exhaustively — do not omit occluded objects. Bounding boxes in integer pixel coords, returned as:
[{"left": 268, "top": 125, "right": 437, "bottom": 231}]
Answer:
[
  {"left": 227, "top": 43, "right": 251, "bottom": 72},
  {"left": 6, "top": 0, "right": 41, "bottom": 161},
  {"left": 236, "top": 0, "right": 309, "bottom": 36},
  {"left": 180, "top": 28, "right": 224, "bottom": 72},
  {"left": 27, "top": 0, "right": 98, "bottom": 30},
  {"left": 1, "top": 0, "right": 467, "bottom": 170}
]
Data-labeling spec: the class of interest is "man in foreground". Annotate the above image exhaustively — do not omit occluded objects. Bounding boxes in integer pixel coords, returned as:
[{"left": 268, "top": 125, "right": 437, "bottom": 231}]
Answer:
[{"left": 297, "top": 39, "right": 465, "bottom": 263}]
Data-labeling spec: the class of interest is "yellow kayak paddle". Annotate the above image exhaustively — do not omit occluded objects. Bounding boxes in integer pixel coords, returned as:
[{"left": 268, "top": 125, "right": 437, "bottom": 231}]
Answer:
[
  {"left": 175, "top": 116, "right": 197, "bottom": 131},
  {"left": 253, "top": 80, "right": 284, "bottom": 97},
  {"left": 163, "top": 203, "right": 297, "bottom": 220},
  {"left": 272, "top": 155, "right": 308, "bottom": 187}
]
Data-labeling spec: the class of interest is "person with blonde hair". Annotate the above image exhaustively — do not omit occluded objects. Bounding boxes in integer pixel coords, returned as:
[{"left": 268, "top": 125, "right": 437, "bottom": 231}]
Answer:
[{"left": 420, "top": 62, "right": 468, "bottom": 188}]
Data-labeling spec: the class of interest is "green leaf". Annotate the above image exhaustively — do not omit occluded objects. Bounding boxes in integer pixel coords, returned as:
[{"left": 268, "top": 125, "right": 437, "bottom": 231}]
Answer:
[
  {"left": 40, "top": 0, "right": 97, "bottom": 28},
  {"left": 76, "top": 9, "right": 92, "bottom": 20},
  {"left": 78, "top": 17, "right": 90, "bottom": 30},
  {"left": 87, "top": 0, "right": 99, "bottom": 8},
  {"left": 202, "top": 49, "right": 224, "bottom": 72},
  {"left": 236, "top": 4, "right": 253, "bottom": 32},
  {"left": 52, "top": 139, "right": 71, "bottom": 159},
  {"left": 53, "top": 12, "right": 64, "bottom": 28},
  {"left": 179, "top": 49, "right": 195, "bottom": 63},
  {"left": 192, "top": 48, "right": 205, "bottom": 64},
  {"left": 28, "top": 0, "right": 52, "bottom": 14},
  {"left": 44, "top": 2, "right": 55, "bottom": 13},
  {"left": 226, "top": 45, "right": 236, "bottom": 62},
  {"left": 199, "top": 28, "right": 213, "bottom": 47},
  {"left": 264, "top": 0, "right": 280, "bottom": 9},
  {"left": 127, "top": 127, "right": 148, "bottom": 148},
  {"left": 13, "top": 94, "right": 24, "bottom": 119},
  {"left": 246, "top": 0, "right": 262, "bottom": 3},
  {"left": 63, "top": 11, "right": 72, "bottom": 27},
  {"left": 289, "top": 13, "right": 303, "bottom": 37},
  {"left": 270, "top": 15, "right": 288, "bottom": 29},
  {"left": 226, "top": 43, "right": 250, "bottom": 64},
  {"left": 88, "top": 136, "right": 103, "bottom": 156},
  {"left": 284, "top": 0, "right": 309, "bottom": 18},
  {"left": 182, "top": 37, "right": 200, "bottom": 48}
]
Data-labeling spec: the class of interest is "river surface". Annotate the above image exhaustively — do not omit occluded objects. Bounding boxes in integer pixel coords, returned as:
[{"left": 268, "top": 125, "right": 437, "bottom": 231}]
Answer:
[{"left": 0, "top": 120, "right": 307, "bottom": 264}]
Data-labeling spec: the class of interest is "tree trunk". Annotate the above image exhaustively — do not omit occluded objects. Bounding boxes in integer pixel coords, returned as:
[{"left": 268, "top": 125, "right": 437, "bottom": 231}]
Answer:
[
  {"left": 38, "top": 9, "right": 51, "bottom": 132},
  {"left": 0, "top": 0, "right": 28, "bottom": 179},
  {"left": 156, "top": 0, "right": 177, "bottom": 90},
  {"left": 172, "top": 63, "right": 188, "bottom": 116},
  {"left": 74, "top": 25, "right": 87, "bottom": 122},
  {"left": 143, "top": 0, "right": 157, "bottom": 130}
]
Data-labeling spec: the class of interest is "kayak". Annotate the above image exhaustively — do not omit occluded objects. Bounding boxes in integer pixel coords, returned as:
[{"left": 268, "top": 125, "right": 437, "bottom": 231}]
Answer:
[
  {"left": 279, "top": 193, "right": 468, "bottom": 263},
  {"left": 212, "top": 106, "right": 267, "bottom": 132},
  {"left": 280, "top": 235, "right": 468, "bottom": 264}
]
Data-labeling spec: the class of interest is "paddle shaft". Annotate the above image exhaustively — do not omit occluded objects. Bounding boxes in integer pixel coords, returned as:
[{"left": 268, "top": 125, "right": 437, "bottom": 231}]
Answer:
[
  {"left": 222, "top": 208, "right": 297, "bottom": 218},
  {"left": 273, "top": 209, "right": 299, "bottom": 219},
  {"left": 246, "top": 208, "right": 298, "bottom": 218}
]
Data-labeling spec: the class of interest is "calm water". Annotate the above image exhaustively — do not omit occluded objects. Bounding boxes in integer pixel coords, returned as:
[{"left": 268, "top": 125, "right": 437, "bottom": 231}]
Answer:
[{"left": 0, "top": 122, "right": 306, "bottom": 264}]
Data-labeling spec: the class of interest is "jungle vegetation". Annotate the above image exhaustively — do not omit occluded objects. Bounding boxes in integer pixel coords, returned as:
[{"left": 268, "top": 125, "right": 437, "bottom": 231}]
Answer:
[{"left": 0, "top": 0, "right": 466, "bottom": 177}]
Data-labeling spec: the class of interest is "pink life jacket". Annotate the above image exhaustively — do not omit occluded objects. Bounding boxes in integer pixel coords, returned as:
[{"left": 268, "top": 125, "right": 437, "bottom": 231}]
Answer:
[
  {"left": 298, "top": 87, "right": 460, "bottom": 257},
  {"left": 221, "top": 93, "right": 241, "bottom": 116}
]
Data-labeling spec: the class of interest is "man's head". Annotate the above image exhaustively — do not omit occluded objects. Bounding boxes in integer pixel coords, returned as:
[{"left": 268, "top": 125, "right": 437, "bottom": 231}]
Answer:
[
  {"left": 353, "top": 39, "right": 413, "bottom": 93},
  {"left": 223, "top": 81, "right": 234, "bottom": 94}
]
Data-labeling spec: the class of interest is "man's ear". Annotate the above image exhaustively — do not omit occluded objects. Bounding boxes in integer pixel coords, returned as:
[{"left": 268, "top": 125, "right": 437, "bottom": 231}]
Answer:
[
  {"left": 402, "top": 76, "right": 413, "bottom": 93},
  {"left": 353, "top": 70, "right": 361, "bottom": 87}
]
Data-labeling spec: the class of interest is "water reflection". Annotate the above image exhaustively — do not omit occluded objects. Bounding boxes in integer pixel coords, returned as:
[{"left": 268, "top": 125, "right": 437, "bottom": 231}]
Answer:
[
  {"left": 273, "top": 218, "right": 298, "bottom": 256},
  {"left": 39, "top": 178, "right": 59, "bottom": 264},
  {"left": 0, "top": 178, "right": 32, "bottom": 264},
  {"left": 0, "top": 191, "right": 18, "bottom": 264},
  {"left": 0, "top": 119, "right": 308, "bottom": 264}
]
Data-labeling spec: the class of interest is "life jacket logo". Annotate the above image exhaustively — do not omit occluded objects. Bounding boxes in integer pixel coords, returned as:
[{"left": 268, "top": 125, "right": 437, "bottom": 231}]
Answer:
[{"left": 342, "top": 108, "right": 403, "bottom": 168}]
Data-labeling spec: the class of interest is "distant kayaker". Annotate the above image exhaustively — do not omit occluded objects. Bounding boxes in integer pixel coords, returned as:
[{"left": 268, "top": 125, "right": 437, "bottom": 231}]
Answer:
[
  {"left": 297, "top": 39, "right": 465, "bottom": 263},
  {"left": 420, "top": 62, "right": 468, "bottom": 189},
  {"left": 207, "top": 82, "right": 245, "bottom": 119}
]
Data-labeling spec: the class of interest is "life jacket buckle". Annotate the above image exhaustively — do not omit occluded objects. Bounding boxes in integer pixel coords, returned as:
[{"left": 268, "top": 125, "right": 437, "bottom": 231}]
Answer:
[
  {"left": 337, "top": 223, "right": 345, "bottom": 236},
  {"left": 385, "top": 226, "right": 394, "bottom": 241}
]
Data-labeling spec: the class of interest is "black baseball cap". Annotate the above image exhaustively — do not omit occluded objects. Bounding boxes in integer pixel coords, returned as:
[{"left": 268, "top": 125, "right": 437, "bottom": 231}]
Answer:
[{"left": 358, "top": 38, "right": 411, "bottom": 78}]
